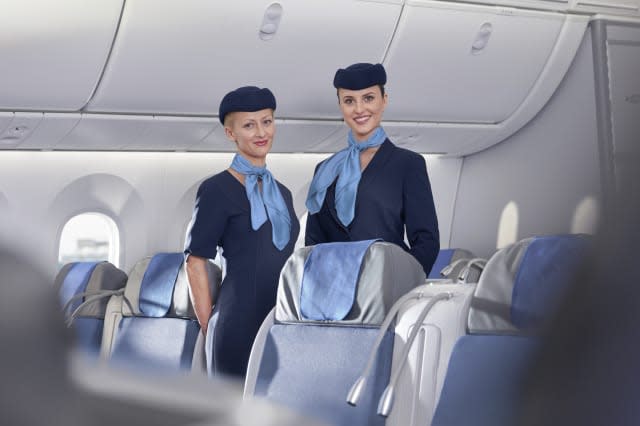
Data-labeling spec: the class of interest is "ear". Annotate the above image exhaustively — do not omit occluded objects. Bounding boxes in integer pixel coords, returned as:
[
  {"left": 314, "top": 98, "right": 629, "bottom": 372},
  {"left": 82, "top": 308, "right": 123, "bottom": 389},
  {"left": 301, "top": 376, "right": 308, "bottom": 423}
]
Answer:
[{"left": 224, "top": 126, "right": 236, "bottom": 142}]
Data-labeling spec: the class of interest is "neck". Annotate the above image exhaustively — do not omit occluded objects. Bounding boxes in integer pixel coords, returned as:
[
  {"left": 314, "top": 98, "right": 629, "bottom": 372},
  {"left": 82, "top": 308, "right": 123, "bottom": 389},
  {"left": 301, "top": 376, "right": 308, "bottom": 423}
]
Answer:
[{"left": 239, "top": 153, "right": 266, "bottom": 168}]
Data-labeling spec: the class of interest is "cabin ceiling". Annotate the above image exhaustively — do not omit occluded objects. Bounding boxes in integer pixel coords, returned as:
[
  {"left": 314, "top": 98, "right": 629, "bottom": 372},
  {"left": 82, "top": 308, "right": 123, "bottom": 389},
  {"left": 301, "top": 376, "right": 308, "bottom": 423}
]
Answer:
[{"left": 0, "top": 0, "right": 636, "bottom": 155}]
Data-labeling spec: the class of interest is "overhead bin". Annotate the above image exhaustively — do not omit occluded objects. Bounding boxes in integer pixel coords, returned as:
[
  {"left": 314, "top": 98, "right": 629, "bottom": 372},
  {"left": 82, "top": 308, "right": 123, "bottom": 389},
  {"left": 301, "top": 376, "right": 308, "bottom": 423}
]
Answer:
[
  {"left": 86, "top": 0, "right": 402, "bottom": 118},
  {"left": 384, "top": 0, "right": 565, "bottom": 123},
  {"left": 0, "top": 0, "right": 124, "bottom": 111}
]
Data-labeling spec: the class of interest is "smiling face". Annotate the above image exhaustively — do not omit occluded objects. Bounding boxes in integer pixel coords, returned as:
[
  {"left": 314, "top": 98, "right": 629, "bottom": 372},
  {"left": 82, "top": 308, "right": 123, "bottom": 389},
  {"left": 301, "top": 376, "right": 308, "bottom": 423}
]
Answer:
[
  {"left": 224, "top": 109, "right": 275, "bottom": 166},
  {"left": 337, "top": 86, "right": 387, "bottom": 142}
]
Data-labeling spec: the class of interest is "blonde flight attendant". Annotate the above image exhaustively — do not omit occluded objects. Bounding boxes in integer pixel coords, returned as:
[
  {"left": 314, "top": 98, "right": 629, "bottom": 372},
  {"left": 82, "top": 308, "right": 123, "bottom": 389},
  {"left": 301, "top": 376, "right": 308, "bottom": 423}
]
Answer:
[{"left": 185, "top": 86, "right": 300, "bottom": 378}]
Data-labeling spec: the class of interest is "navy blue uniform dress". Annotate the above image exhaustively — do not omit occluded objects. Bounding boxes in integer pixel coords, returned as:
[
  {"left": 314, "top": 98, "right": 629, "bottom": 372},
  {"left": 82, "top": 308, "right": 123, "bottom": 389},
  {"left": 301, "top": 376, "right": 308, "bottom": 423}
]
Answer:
[
  {"left": 185, "top": 170, "right": 299, "bottom": 377},
  {"left": 305, "top": 139, "right": 439, "bottom": 275}
]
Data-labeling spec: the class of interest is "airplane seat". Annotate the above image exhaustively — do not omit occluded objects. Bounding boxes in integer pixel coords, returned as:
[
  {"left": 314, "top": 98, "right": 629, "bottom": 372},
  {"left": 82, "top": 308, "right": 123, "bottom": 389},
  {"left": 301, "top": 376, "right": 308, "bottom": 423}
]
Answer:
[
  {"left": 429, "top": 234, "right": 592, "bottom": 426},
  {"left": 102, "top": 253, "right": 221, "bottom": 374},
  {"left": 427, "top": 248, "right": 487, "bottom": 283},
  {"left": 243, "top": 240, "right": 426, "bottom": 426},
  {"left": 55, "top": 261, "right": 128, "bottom": 356}
]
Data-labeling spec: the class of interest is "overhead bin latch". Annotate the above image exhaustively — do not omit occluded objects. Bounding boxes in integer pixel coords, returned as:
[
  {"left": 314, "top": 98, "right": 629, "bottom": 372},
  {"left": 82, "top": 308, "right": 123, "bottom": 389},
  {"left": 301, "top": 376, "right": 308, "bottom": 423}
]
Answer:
[{"left": 259, "top": 2, "right": 284, "bottom": 41}]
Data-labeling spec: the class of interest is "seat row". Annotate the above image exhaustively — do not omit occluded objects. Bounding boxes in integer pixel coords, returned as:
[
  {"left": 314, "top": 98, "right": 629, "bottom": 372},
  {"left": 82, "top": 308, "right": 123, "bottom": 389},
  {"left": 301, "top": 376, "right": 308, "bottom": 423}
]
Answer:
[
  {"left": 55, "top": 234, "right": 589, "bottom": 425},
  {"left": 55, "top": 246, "right": 482, "bottom": 372},
  {"left": 243, "top": 234, "right": 590, "bottom": 426}
]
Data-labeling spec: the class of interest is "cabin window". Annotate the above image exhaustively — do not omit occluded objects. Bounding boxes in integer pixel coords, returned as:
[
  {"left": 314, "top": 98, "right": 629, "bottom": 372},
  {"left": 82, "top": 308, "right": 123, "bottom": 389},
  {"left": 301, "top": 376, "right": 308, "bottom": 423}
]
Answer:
[{"left": 58, "top": 213, "right": 120, "bottom": 268}]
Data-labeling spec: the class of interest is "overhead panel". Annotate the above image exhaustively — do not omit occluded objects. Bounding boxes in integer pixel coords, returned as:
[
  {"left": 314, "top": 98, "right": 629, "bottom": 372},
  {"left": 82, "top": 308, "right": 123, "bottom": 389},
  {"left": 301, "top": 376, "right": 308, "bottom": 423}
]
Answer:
[
  {"left": 0, "top": 0, "right": 124, "bottom": 111},
  {"left": 19, "top": 113, "right": 81, "bottom": 150},
  {"left": 0, "top": 113, "right": 43, "bottom": 149},
  {"left": 197, "top": 120, "right": 343, "bottom": 152},
  {"left": 85, "top": 0, "right": 401, "bottom": 118},
  {"left": 384, "top": 0, "right": 564, "bottom": 123},
  {"left": 56, "top": 114, "right": 216, "bottom": 151}
]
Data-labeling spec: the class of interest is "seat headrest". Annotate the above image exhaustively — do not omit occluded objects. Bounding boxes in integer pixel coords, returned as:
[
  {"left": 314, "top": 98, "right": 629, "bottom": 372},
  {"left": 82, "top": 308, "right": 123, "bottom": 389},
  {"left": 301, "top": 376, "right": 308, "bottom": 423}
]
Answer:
[
  {"left": 468, "top": 234, "right": 591, "bottom": 334},
  {"left": 123, "top": 253, "right": 221, "bottom": 319},
  {"left": 55, "top": 261, "right": 127, "bottom": 317},
  {"left": 276, "top": 241, "right": 426, "bottom": 325},
  {"left": 427, "top": 248, "right": 475, "bottom": 279}
]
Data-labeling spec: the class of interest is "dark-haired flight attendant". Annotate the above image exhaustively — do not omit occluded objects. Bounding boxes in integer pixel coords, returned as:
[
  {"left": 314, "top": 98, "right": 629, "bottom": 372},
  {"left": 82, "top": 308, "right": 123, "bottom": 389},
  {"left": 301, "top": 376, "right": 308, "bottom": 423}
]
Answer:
[
  {"left": 185, "top": 86, "right": 299, "bottom": 378},
  {"left": 305, "top": 63, "right": 439, "bottom": 275}
]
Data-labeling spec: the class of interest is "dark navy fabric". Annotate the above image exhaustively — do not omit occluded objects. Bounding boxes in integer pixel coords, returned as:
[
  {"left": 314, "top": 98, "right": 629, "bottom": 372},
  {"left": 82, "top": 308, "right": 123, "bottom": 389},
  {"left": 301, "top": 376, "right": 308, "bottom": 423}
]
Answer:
[
  {"left": 254, "top": 324, "right": 393, "bottom": 426},
  {"left": 59, "top": 262, "right": 100, "bottom": 311},
  {"left": 110, "top": 317, "right": 199, "bottom": 371},
  {"left": 218, "top": 86, "right": 276, "bottom": 124},
  {"left": 511, "top": 235, "right": 590, "bottom": 329},
  {"left": 300, "top": 239, "right": 379, "bottom": 321},
  {"left": 185, "top": 170, "right": 299, "bottom": 377},
  {"left": 333, "top": 63, "right": 387, "bottom": 90},
  {"left": 431, "top": 335, "right": 539, "bottom": 426},
  {"left": 73, "top": 318, "right": 104, "bottom": 356},
  {"left": 427, "top": 248, "right": 455, "bottom": 279},
  {"left": 139, "top": 253, "right": 183, "bottom": 317},
  {"left": 305, "top": 140, "right": 439, "bottom": 275}
]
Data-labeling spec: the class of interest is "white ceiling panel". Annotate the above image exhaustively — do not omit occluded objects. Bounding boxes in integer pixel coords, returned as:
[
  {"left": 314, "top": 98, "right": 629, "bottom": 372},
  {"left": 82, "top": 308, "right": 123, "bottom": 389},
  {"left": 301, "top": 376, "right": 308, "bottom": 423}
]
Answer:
[
  {"left": 19, "top": 113, "right": 81, "bottom": 149},
  {"left": 127, "top": 116, "right": 216, "bottom": 151},
  {"left": 0, "top": 0, "right": 124, "bottom": 111},
  {"left": 196, "top": 119, "right": 343, "bottom": 152},
  {"left": 0, "top": 113, "right": 14, "bottom": 136},
  {"left": 384, "top": 1, "right": 564, "bottom": 123},
  {"left": 0, "top": 113, "right": 43, "bottom": 149},
  {"left": 57, "top": 114, "right": 149, "bottom": 150},
  {"left": 85, "top": 0, "right": 401, "bottom": 118}
]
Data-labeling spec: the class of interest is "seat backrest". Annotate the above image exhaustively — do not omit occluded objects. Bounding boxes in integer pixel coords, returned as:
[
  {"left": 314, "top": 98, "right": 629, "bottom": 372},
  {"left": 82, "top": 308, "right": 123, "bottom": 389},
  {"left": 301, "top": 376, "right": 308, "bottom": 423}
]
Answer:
[
  {"left": 245, "top": 241, "right": 426, "bottom": 426},
  {"left": 55, "top": 261, "right": 127, "bottom": 356},
  {"left": 430, "top": 234, "right": 591, "bottom": 426},
  {"left": 102, "top": 253, "right": 221, "bottom": 373}
]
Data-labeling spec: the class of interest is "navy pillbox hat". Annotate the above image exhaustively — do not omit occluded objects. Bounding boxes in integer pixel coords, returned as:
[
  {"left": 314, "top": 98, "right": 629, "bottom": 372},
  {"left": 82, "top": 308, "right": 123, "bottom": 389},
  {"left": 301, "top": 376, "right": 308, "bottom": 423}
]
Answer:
[
  {"left": 219, "top": 86, "right": 277, "bottom": 124},
  {"left": 333, "top": 63, "right": 387, "bottom": 90}
]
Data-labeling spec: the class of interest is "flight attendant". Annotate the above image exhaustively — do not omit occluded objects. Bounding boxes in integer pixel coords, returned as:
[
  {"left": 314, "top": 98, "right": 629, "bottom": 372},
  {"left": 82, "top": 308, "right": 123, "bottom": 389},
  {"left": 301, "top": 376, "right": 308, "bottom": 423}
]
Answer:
[
  {"left": 185, "top": 86, "right": 300, "bottom": 378},
  {"left": 305, "top": 63, "right": 439, "bottom": 275}
]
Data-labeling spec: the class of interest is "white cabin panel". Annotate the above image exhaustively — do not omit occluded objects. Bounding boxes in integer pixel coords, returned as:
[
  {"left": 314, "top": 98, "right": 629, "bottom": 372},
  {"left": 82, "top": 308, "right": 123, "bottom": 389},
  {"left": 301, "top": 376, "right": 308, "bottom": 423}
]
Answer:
[
  {"left": 0, "top": 113, "right": 43, "bottom": 149},
  {"left": 384, "top": 1, "right": 564, "bottom": 123},
  {"left": 19, "top": 113, "right": 81, "bottom": 150},
  {"left": 0, "top": 113, "right": 16, "bottom": 143},
  {"left": 450, "top": 30, "right": 601, "bottom": 258},
  {"left": 85, "top": 0, "right": 401, "bottom": 118},
  {"left": 0, "top": 0, "right": 124, "bottom": 111},
  {"left": 198, "top": 120, "right": 343, "bottom": 153},
  {"left": 127, "top": 117, "right": 216, "bottom": 151}
]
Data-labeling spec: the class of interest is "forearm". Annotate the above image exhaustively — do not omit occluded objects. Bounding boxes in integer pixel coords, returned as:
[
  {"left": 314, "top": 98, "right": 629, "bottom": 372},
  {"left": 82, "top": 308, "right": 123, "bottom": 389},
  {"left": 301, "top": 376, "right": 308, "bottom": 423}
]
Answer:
[{"left": 185, "top": 255, "right": 213, "bottom": 334}]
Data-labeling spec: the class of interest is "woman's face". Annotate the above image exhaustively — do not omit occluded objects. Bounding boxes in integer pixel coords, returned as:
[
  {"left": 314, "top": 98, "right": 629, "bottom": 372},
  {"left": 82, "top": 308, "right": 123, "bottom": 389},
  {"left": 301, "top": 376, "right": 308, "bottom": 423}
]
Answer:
[
  {"left": 224, "top": 109, "right": 275, "bottom": 166},
  {"left": 338, "top": 86, "right": 387, "bottom": 142}
]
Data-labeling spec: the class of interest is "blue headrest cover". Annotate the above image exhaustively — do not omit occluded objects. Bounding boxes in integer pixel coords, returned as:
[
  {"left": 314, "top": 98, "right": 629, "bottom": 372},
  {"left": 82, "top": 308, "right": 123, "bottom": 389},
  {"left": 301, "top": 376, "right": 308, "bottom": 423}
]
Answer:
[
  {"left": 300, "top": 239, "right": 379, "bottom": 321},
  {"left": 428, "top": 249, "right": 455, "bottom": 279},
  {"left": 139, "top": 253, "right": 184, "bottom": 317},
  {"left": 511, "top": 235, "right": 590, "bottom": 329},
  {"left": 59, "top": 262, "right": 100, "bottom": 311}
]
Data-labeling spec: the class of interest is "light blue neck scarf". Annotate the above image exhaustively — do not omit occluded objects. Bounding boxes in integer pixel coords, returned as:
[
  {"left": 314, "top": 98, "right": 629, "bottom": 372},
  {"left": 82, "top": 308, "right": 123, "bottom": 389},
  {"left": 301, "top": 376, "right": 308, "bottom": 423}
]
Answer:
[
  {"left": 305, "top": 127, "right": 387, "bottom": 226},
  {"left": 230, "top": 154, "right": 291, "bottom": 251}
]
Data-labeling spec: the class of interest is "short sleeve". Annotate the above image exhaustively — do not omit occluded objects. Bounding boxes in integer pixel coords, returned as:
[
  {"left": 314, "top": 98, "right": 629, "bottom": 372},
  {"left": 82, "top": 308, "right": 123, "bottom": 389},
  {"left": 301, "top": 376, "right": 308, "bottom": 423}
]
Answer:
[{"left": 184, "top": 180, "right": 228, "bottom": 260}]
